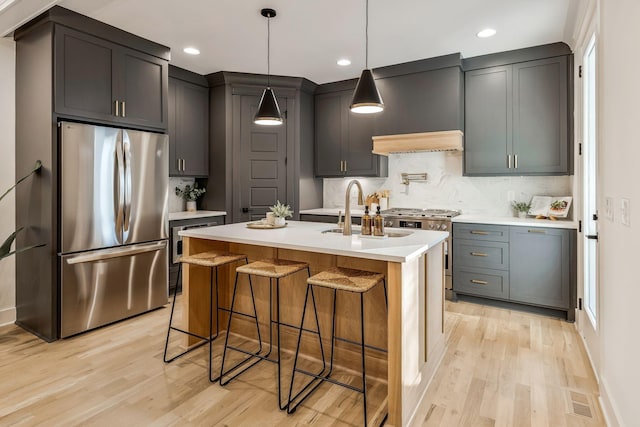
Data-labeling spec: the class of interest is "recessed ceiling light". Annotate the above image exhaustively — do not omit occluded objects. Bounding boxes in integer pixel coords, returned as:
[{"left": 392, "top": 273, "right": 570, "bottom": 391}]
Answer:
[
  {"left": 183, "top": 47, "right": 201, "bottom": 55},
  {"left": 337, "top": 59, "right": 351, "bottom": 66},
  {"left": 477, "top": 28, "right": 497, "bottom": 38}
]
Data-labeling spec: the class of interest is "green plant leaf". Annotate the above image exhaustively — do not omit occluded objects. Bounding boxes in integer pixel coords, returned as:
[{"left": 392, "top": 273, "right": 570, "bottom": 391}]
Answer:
[
  {"left": 0, "top": 227, "right": 22, "bottom": 258},
  {"left": 0, "top": 160, "right": 42, "bottom": 203}
]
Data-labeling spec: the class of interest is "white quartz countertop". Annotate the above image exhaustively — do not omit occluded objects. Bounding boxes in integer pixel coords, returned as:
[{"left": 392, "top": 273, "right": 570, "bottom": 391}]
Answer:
[
  {"left": 299, "top": 208, "right": 365, "bottom": 217},
  {"left": 169, "top": 210, "right": 227, "bottom": 221},
  {"left": 453, "top": 214, "right": 578, "bottom": 229},
  {"left": 179, "top": 220, "right": 447, "bottom": 263}
]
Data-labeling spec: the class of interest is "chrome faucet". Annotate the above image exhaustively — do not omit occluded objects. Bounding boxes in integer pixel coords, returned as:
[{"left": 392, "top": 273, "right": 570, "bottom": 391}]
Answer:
[{"left": 343, "top": 179, "right": 364, "bottom": 236}]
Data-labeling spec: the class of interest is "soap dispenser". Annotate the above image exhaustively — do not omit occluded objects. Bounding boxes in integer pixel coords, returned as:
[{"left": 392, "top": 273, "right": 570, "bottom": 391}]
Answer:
[
  {"left": 373, "top": 205, "right": 384, "bottom": 236},
  {"left": 361, "top": 206, "right": 372, "bottom": 235}
]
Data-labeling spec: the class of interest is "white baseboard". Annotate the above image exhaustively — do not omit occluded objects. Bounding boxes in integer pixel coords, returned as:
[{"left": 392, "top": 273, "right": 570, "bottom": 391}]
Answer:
[
  {"left": 573, "top": 322, "right": 600, "bottom": 385},
  {"left": 0, "top": 306, "right": 16, "bottom": 327},
  {"left": 600, "top": 376, "right": 622, "bottom": 427}
]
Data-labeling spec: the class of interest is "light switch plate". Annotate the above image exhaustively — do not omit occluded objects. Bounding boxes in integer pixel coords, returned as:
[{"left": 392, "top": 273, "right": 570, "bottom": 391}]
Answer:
[
  {"left": 621, "top": 198, "right": 631, "bottom": 226},
  {"left": 605, "top": 197, "right": 614, "bottom": 221}
]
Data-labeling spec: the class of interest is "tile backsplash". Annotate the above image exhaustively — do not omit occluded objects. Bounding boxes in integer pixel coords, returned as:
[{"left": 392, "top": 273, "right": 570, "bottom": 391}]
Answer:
[
  {"left": 169, "top": 177, "right": 194, "bottom": 213},
  {"left": 323, "top": 152, "right": 573, "bottom": 218}
]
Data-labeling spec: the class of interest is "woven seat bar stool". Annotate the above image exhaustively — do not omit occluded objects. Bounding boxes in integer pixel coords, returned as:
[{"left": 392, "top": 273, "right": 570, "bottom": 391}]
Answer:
[
  {"left": 219, "top": 258, "right": 311, "bottom": 410},
  {"left": 287, "top": 266, "right": 388, "bottom": 426},
  {"left": 163, "top": 250, "right": 251, "bottom": 383}
]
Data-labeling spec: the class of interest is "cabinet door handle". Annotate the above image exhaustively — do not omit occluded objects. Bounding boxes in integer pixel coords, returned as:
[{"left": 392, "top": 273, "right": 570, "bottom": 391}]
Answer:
[
  {"left": 340, "top": 160, "right": 344, "bottom": 172},
  {"left": 344, "top": 160, "right": 347, "bottom": 172},
  {"left": 470, "top": 252, "right": 488, "bottom": 257},
  {"left": 470, "top": 230, "right": 489, "bottom": 235},
  {"left": 507, "top": 154, "right": 512, "bottom": 169},
  {"left": 182, "top": 158, "right": 186, "bottom": 171},
  {"left": 121, "top": 101, "right": 126, "bottom": 118},
  {"left": 114, "top": 100, "right": 119, "bottom": 117},
  {"left": 527, "top": 229, "right": 546, "bottom": 234},
  {"left": 470, "top": 279, "right": 488, "bottom": 285},
  {"left": 514, "top": 154, "right": 518, "bottom": 169}
]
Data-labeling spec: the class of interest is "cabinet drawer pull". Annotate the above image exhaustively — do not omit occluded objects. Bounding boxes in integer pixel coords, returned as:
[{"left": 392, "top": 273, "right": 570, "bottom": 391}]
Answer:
[
  {"left": 470, "top": 252, "right": 488, "bottom": 257},
  {"left": 470, "top": 279, "right": 488, "bottom": 285},
  {"left": 114, "top": 100, "right": 119, "bottom": 117},
  {"left": 527, "top": 229, "right": 546, "bottom": 234},
  {"left": 470, "top": 230, "right": 489, "bottom": 235}
]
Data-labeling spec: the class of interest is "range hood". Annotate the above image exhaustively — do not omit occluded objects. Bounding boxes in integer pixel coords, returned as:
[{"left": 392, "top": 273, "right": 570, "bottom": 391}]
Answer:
[{"left": 372, "top": 130, "right": 463, "bottom": 155}]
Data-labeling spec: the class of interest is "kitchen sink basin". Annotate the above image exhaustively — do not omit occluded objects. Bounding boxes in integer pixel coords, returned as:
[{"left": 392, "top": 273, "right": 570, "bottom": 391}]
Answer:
[{"left": 321, "top": 228, "right": 412, "bottom": 238}]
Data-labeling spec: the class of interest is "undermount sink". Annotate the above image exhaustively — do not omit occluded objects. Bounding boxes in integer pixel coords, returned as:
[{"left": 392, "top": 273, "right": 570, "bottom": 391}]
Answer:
[{"left": 321, "top": 228, "right": 412, "bottom": 238}]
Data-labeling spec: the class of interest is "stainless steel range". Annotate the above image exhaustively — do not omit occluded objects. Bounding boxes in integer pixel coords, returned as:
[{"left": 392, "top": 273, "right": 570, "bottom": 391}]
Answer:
[{"left": 382, "top": 208, "right": 460, "bottom": 294}]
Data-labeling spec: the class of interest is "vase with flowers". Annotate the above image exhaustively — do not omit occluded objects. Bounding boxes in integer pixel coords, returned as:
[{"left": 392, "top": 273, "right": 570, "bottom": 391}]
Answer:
[
  {"left": 269, "top": 200, "right": 293, "bottom": 226},
  {"left": 175, "top": 183, "right": 206, "bottom": 212}
]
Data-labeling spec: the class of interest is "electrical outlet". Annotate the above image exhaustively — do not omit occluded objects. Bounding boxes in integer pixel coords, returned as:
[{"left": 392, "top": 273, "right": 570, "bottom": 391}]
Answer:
[
  {"left": 507, "top": 190, "right": 515, "bottom": 202},
  {"left": 605, "top": 197, "right": 614, "bottom": 221},
  {"left": 621, "top": 198, "right": 631, "bottom": 226}
]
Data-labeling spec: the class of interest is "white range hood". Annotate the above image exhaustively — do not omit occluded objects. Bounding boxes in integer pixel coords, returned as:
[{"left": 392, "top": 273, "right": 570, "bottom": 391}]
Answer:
[{"left": 372, "top": 130, "right": 463, "bottom": 156}]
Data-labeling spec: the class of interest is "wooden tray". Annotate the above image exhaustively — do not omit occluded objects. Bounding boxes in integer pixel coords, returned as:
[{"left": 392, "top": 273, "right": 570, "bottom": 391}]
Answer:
[{"left": 246, "top": 221, "right": 288, "bottom": 229}]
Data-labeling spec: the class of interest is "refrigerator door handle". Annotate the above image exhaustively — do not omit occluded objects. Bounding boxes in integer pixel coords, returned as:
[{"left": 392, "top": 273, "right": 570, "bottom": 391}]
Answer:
[
  {"left": 65, "top": 241, "right": 166, "bottom": 265},
  {"left": 123, "top": 132, "right": 132, "bottom": 233},
  {"left": 115, "top": 132, "right": 125, "bottom": 243}
]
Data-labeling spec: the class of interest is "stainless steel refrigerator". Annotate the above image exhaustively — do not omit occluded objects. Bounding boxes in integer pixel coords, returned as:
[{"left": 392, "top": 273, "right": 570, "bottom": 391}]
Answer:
[{"left": 58, "top": 122, "right": 169, "bottom": 338}]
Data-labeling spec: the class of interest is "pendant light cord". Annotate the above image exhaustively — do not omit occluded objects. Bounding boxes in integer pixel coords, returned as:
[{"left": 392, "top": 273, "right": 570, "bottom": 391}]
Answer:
[
  {"left": 267, "top": 14, "right": 271, "bottom": 88},
  {"left": 365, "top": 0, "right": 369, "bottom": 70}
]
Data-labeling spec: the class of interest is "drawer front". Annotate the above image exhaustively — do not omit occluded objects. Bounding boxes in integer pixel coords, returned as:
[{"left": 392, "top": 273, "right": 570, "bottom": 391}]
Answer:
[
  {"left": 453, "top": 266, "right": 509, "bottom": 299},
  {"left": 453, "top": 223, "right": 510, "bottom": 242},
  {"left": 454, "top": 239, "right": 509, "bottom": 270}
]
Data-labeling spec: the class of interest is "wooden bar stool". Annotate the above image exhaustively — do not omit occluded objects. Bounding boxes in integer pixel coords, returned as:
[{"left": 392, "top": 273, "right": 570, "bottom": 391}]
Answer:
[
  {"left": 287, "top": 266, "right": 388, "bottom": 426},
  {"left": 163, "top": 250, "right": 251, "bottom": 383},
  {"left": 219, "top": 258, "right": 311, "bottom": 410}
]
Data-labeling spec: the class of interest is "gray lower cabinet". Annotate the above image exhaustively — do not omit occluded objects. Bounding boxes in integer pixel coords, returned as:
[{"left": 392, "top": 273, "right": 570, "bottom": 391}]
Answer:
[
  {"left": 169, "top": 72, "right": 209, "bottom": 177},
  {"left": 54, "top": 25, "right": 168, "bottom": 130},
  {"left": 314, "top": 89, "right": 385, "bottom": 177},
  {"left": 453, "top": 222, "right": 576, "bottom": 318},
  {"left": 509, "top": 227, "right": 572, "bottom": 309},
  {"left": 464, "top": 50, "right": 571, "bottom": 176}
]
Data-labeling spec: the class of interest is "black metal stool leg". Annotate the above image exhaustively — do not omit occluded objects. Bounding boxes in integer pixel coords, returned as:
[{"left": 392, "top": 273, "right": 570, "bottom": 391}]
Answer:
[
  {"left": 164, "top": 263, "right": 210, "bottom": 363},
  {"left": 219, "top": 272, "right": 264, "bottom": 385}
]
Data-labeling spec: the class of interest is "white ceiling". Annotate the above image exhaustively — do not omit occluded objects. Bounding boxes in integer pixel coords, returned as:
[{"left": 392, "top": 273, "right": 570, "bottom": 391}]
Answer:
[{"left": 4, "top": 0, "right": 579, "bottom": 84}]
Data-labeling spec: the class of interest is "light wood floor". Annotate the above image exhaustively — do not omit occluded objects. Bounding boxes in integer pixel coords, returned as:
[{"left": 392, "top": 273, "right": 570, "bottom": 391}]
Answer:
[{"left": 0, "top": 299, "right": 604, "bottom": 426}]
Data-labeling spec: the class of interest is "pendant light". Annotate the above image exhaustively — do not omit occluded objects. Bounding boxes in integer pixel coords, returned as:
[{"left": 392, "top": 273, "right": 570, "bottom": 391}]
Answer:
[
  {"left": 254, "top": 8, "right": 283, "bottom": 126},
  {"left": 350, "top": 0, "right": 384, "bottom": 114}
]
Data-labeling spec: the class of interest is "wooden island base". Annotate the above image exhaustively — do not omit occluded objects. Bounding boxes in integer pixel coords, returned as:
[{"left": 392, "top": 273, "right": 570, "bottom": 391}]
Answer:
[{"left": 183, "top": 235, "right": 446, "bottom": 426}]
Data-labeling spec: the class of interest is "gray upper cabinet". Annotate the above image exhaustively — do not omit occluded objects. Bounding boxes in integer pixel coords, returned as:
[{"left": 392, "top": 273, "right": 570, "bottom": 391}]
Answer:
[
  {"left": 464, "top": 66, "right": 512, "bottom": 174},
  {"left": 509, "top": 227, "right": 573, "bottom": 309},
  {"left": 463, "top": 43, "right": 572, "bottom": 176},
  {"left": 314, "top": 88, "right": 385, "bottom": 177},
  {"left": 374, "top": 62, "right": 464, "bottom": 136},
  {"left": 55, "top": 26, "right": 168, "bottom": 130},
  {"left": 168, "top": 70, "right": 209, "bottom": 177}
]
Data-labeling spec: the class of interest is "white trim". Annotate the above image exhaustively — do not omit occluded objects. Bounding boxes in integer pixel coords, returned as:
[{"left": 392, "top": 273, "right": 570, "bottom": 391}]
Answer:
[
  {"left": 0, "top": 306, "right": 16, "bottom": 327},
  {"left": 600, "top": 376, "right": 622, "bottom": 427}
]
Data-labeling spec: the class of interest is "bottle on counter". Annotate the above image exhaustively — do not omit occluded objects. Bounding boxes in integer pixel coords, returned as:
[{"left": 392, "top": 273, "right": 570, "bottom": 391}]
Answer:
[
  {"left": 373, "top": 205, "right": 384, "bottom": 236},
  {"left": 361, "top": 206, "right": 372, "bottom": 235}
]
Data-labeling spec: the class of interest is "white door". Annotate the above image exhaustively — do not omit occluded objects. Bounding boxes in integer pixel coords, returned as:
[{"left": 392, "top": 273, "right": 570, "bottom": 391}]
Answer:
[{"left": 577, "top": 28, "right": 600, "bottom": 373}]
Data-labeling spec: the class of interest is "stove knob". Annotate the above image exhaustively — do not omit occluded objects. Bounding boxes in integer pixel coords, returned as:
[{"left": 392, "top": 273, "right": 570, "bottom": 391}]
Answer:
[
  {"left": 440, "top": 224, "right": 448, "bottom": 230},
  {"left": 429, "top": 224, "right": 435, "bottom": 230}
]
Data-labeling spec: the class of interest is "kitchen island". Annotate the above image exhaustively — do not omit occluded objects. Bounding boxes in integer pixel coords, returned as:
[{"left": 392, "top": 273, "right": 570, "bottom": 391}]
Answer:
[{"left": 180, "top": 221, "right": 448, "bottom": 426}]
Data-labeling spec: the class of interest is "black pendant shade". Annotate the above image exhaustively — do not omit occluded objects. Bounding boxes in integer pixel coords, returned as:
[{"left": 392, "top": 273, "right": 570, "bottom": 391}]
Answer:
[
  {"left": 255, "top": 8, "right": 283, "bottom": 125},
  {"left": 254, "top": 87, "right": 283, "bottom": 125},
  {"left": 350, "top": 0, "right": 383, "bottom": 114},
  {"left": 350, "top": 68, "right": 384, "bottom": 114}
]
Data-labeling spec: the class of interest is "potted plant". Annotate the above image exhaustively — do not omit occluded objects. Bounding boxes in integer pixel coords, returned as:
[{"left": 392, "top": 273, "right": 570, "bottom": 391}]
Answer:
[
  {"left": 269, "top": 200, "right": 293, "bottom": 226},
  {"left": 175, "top": 183, "right": 206, "bottom": 212},
  {"left": 511, "top": 200, "right": 531, "bottom": 218}
]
